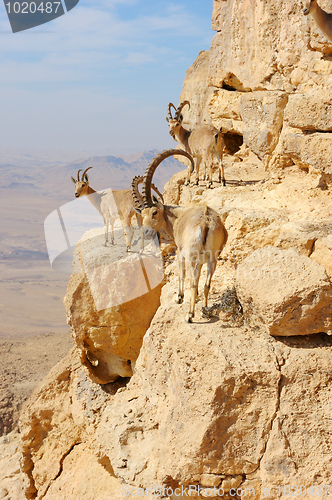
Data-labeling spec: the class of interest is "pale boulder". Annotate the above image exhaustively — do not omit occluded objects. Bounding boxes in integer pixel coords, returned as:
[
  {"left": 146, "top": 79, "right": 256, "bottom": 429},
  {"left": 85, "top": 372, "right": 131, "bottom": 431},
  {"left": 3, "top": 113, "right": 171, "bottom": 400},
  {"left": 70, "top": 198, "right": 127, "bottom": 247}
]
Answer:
[
  {"left": 236, "top": 247, "right": 332, "bottom": 336},
  {"left": 64, "top": 230, "right": 163, "bottom": 384}
]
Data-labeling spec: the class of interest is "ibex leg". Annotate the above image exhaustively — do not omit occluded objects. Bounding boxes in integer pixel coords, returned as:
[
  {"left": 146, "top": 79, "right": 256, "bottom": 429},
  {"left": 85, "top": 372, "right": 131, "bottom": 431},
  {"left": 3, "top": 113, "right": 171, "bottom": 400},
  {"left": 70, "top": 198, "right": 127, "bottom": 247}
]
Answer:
[
  {"left": 207, "top": 159, "right": 213, "bottom": 189},
  {"left": 216, "top": 152, "right": 225, "bottom": 186},
  {"left": 135, "top": 213, "right": 144, "bottom": 251},
  {"left": 203, "top": 259, "right": 217, "bottom": 309},
  {"left": 122, "top": 216, "right": 134, "bottom": 251},
  {"left": 110, "top": 219, "right": 115, "bottom": 245},
  {"left": 186, "top": 261, "right": 202, "bottom": 323},
  {"left": 104, "top": 217, "right": 109, "bottom": 246},
  {"left": 193, "top": 157, "right": 201, "bottom": 185},
  {"left": 176, "top": 250, "right": 185, "bottom": 304}
]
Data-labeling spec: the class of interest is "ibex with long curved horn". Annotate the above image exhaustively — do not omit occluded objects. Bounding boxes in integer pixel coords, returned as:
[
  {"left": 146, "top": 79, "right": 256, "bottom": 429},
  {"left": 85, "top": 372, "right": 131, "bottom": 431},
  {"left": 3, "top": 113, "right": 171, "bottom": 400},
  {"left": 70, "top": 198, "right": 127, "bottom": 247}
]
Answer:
[
  {"left": 166, "top": 101, "right": 226, "bottom": 188},
  {"left": 303, "top": 0, "right": 332, "bottom": 41},
  {"left": 71, "top": 168, "right": 164, "bottom": 251},
  {"left": 132, "top": 149, "right": 228, "bottom": 323}
]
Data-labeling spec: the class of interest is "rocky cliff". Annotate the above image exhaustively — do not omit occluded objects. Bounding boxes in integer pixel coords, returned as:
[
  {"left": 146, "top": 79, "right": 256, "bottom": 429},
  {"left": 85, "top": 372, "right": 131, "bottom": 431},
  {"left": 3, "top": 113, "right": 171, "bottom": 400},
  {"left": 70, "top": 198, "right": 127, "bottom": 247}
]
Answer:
[{"left": 16, "top": 1, "right": 332, "bottom": 499}]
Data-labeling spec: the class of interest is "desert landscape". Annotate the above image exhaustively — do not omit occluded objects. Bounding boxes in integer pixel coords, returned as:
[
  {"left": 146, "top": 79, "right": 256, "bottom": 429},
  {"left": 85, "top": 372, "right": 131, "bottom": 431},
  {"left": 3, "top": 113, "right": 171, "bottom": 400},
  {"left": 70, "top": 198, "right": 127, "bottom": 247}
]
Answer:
[
  {"left": 1, "top": 0, "right": 332, "bottom": 498},
  {"left": 0, "top": 148, "right": 182, "bottom": 439}
]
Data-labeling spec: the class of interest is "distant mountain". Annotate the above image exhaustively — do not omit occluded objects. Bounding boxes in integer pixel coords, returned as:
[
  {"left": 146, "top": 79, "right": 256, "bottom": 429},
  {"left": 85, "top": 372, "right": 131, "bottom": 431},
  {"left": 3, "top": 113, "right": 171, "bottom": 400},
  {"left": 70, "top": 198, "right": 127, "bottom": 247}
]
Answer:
[
  {"left": 1, "top": 182, "right": 41, "bottom": 191},
  {"left": 63, "top": 150, "right": 183, "bottom": 190},
  {"left": 0, "top": 150, "right": 186, "bottom": 202}
]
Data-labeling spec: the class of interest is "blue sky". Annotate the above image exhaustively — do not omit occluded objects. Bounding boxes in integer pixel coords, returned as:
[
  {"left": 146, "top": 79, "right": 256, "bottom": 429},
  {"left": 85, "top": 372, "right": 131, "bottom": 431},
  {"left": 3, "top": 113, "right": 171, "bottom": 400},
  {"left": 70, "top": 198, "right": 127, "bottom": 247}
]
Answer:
[{"left": 0, "top": 0, "right": 215, "bottom": 154}]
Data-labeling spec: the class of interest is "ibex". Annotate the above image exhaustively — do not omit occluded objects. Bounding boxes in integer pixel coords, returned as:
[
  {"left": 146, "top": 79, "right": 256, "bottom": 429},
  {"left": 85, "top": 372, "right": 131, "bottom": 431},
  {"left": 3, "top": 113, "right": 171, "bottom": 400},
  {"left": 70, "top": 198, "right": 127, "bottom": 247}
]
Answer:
[
  {"left": 71, "top": 167, "right": 163, "bottom": 251},
  {"left": 132, "top": 149, "right": 228, "bottom": 323},
  {"left": 303, "top": 0, "right": 332, "bottom": 41},
  {"left": 166, "top": 101, "right": 226, "bottom": 188}
]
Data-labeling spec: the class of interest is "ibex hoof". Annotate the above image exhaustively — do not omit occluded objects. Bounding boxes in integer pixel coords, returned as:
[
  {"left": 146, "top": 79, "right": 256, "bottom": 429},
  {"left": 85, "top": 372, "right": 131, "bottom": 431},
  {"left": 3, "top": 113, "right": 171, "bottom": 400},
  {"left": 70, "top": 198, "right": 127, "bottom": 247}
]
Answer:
[
  {"left": 207, "top": 182, "right": 213, "bottom": 189},
  {"left": 126, "top": 247, "right": 130, "bottom": 252},
  {"left": 176, "top": 295, "right": 184, "bottom": 304},
  {"left": 185, "top": 313, "right": 194, "bottom": 323},
  {"left": 193, "top": 179, "right": 199, "bottom": 186},
  {"left": 184, "top": 180, "right": 190, "bottom": 186},
  {"left": 222, "top": 180, "right": 226, "bottom": 186}
]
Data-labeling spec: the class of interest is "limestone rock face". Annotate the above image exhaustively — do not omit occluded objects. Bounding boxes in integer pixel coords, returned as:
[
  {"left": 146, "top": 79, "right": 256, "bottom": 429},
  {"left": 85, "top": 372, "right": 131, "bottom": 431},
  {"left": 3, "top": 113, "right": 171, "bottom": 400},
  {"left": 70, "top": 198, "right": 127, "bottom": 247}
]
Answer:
[
  {"left": 16, "top": 1, "right": 332, "bottom": 498},
  {"left": 97, "top": 300, "right": 332, "bottom": 496},
  {"left": 0, "top": 431, "right": 25, "bottom": 499},
  {"left": 175, "top": 0, "right": 332, "bottom": 179},
  {"left": 210, "top": 0, "right": 331, "bottom": 91},
  {"left": 311, "top": 235, "right": 332, "bottom": 277},
  {"left": 64, "top": 229, "right": 163, "bottom": 384},
  {"left": 98, "top": 306, "right": 280, "bottom": 489},
  {"left": 278, "top": 129, "right": 332, "bottom": 176},
  {"left": 239, "top": 92, "right": 288, "bottom": 161},
  {"left": 284, "top": 89, "right": 332, "bottom": 131},
  {"left": 176, "top": 50, "right": 213, "bottom": 130},
  {"left": 19, "top": 349, "right": 127, "bottom": 500},
  {"left": 236, "top": 247, "right": 332, "bottom": 336}
]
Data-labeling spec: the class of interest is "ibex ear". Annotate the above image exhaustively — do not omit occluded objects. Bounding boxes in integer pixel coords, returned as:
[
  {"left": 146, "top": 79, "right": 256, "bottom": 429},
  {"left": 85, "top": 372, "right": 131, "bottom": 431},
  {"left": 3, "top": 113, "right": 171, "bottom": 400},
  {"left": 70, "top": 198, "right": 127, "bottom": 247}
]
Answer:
[
  {"left": 153, "top": 196, "right": 163, "bottom": 209},
  {"left": 134, "top": 207, "right": 142, "bottom": 214},
  {"left": 83, "top": 174, "right": 89, "bottom": 184},
  {"left": 71, "top": 176, "right": 76, "bottom": 184},
  {"left": 165, "top": 116, "right": 169, "bottom": 123},
  {"left": 179, "top": 114, "right": 183, "bottom": 122}
]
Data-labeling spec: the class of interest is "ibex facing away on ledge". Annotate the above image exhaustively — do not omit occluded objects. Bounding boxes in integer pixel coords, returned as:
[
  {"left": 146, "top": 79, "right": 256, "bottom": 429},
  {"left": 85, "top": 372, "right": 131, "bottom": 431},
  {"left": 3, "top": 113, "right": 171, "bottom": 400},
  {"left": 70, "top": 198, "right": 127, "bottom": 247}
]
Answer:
[
  {"left": 166, "top": 101, "right": 226, "bottom": 188},
  {"left": 132, "top": 149, "right": 228, "bottom": 323}
]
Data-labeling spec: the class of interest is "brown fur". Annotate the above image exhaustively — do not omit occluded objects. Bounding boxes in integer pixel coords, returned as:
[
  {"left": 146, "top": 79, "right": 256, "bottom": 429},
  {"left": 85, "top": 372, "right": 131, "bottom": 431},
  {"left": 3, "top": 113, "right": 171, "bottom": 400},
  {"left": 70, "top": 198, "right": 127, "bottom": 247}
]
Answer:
[
  {"left": 72, "top": 177, "right": 142, "bottom": 251},
  {"left": 167, "top": 104, "right": 226, "bottom": 187},
  {"left": 141, "top": 203, "right": 228, "bottom": 323}
]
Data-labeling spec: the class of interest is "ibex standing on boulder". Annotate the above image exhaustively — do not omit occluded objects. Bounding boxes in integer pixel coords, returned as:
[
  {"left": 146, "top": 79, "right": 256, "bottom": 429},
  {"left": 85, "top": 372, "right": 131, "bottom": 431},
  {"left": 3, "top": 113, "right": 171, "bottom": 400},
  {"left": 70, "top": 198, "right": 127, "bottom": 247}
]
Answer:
[
  {"left": 132, "top": 149, "right": 228, "bottom": 323},
  {"left": 71, "top": 167, "right": 143, "bottom": 251},
  {"left": 303, "top": 0, "right": 332, "bottom": 41},
  {"left": 166, "top": 101, "right": 226, "bottom": 188}
]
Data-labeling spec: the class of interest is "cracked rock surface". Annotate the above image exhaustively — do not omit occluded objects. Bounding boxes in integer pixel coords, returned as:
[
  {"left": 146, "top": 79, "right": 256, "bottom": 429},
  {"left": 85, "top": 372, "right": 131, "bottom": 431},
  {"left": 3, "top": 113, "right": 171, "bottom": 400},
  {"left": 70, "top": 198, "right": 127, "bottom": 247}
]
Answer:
[{"left": 13, "top": 0, "right": 332, "bottom": 497}]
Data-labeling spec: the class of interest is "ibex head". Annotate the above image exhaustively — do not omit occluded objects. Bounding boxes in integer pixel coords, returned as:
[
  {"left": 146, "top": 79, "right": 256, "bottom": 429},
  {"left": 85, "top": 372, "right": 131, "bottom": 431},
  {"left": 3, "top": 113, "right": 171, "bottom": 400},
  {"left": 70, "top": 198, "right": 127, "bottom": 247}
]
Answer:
[
  {"left": 131, "top": 149, "right": 194, "bottom": 239},
  {"left": 303, "top": 0, "right": 316, "bottom": 15},
  {"left": 71, "top": 167, "right": 92, "bottom": 198},
  {"left": 166, "top": 101, "right": 190, "bottom": 139}
]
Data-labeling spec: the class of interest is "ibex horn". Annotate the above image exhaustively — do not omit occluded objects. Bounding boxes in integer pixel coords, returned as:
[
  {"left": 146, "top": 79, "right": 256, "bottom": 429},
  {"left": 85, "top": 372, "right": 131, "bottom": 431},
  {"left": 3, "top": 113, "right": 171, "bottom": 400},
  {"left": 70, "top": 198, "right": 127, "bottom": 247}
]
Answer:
[
  {"left": 82, "top": 167, "right": 92, "bottom": 181},
  {"left": 131, "top": 175, "right": 145, "bottom": 211},
  {"left": 175, "top": 101, "right": 190, "bottom": 121},
  {"left": 167, "top": 103, "right": 177, "bottom": 121},
  {"left": 142, "top": 149, "right": 194, "bottom": 208},
  {"left": 131, "top": 176, "right": 165, "bottom": 211},
  {"left": 77, "top": 169, "right": 82, "bottom": 181}
]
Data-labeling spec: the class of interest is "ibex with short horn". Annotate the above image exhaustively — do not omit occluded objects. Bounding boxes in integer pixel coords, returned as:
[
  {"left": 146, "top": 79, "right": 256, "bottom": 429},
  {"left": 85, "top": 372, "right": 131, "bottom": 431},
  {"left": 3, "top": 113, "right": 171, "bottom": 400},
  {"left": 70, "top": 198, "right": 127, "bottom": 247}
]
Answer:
[
  {"left": 132, "top": 149, "right": 228, "bottom": 323},
  {"left": 166, "top": 101, "right": 226, "bottom": 188},
  {"left": 303, "top": 0, "right": 332, "bottom": 41},
  {"left": 71, "top": 168, "right": 151, "bottom": 251}
]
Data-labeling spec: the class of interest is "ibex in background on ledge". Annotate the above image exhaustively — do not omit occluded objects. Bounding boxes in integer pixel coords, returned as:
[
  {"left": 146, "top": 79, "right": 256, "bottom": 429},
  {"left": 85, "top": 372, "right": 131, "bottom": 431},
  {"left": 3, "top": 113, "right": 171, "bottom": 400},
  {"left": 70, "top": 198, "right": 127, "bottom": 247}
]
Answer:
[
  {"left": 303, "top": 0, "right": 332, "bottom": 41},
  {"left": 132, "top": 149, "right": 228, "bottom": 323},
  {"left": 71, "top": 167, "right": 163, "bottom": 251},
  {"left": 166, "top": 101, "right": 226, "bottom": 188}
]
